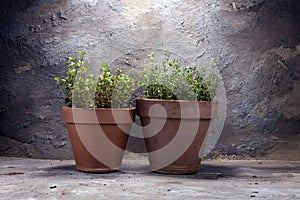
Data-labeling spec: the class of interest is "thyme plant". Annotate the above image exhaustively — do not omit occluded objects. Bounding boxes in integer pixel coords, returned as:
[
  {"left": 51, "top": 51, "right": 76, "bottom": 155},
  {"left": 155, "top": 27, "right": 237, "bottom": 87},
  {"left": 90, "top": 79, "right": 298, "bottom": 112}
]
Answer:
[
  {"left": 141, "top": 51, "right": 220, "bottom": 101},
  {"left": 55, "top": 52, "right": 136, "bottom": 109}
]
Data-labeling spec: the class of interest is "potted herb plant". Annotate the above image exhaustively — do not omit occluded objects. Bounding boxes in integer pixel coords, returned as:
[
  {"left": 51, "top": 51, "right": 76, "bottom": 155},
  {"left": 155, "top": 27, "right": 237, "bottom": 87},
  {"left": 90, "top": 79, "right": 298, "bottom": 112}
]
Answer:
[
  {"left": 136, "top": 51, "right": 220, "bottom": 174},
  {"left": 55, "top": 52, "right": 136, "bottom": 173}
]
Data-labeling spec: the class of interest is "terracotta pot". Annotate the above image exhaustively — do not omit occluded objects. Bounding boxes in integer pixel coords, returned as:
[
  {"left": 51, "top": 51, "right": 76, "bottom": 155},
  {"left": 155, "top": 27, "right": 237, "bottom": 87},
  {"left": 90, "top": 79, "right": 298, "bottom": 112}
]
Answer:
[
  {"left": 136, "top": 98, "right": 217, "bottom": 174},
  {"left": 62, "top": 106, "right": 135, "bottom": 173}
]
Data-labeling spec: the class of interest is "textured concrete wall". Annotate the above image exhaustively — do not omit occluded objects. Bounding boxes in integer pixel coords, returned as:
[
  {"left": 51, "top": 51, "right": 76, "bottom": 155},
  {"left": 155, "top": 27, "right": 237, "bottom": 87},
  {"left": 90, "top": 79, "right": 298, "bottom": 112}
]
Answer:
[{"left": 0, "top": 0, "right": 299, "bottom": 159}]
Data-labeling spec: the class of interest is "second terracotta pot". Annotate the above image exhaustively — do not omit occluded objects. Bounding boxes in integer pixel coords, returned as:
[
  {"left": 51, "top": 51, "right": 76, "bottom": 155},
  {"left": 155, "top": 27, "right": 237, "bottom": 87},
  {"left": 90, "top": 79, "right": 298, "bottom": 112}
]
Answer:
[{"left": 136, "top": 98, "right": 217, "bottom": 175}]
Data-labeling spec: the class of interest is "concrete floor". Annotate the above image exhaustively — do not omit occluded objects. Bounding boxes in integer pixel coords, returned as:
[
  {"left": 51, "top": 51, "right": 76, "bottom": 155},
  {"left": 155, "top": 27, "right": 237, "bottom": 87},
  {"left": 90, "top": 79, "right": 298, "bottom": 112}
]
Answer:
[{"left": 0, "top": 153, "right": 299, "bottom": 200}]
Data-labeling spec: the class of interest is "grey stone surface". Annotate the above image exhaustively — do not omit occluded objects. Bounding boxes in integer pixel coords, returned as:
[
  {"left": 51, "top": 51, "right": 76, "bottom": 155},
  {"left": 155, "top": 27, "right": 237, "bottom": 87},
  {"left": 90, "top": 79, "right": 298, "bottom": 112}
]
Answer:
[
  {"left": 0, "top": 155, "right": 299, "bottom": 199},
  {"left": 0, "top": 0, "right": 299, "bottom": 159}
]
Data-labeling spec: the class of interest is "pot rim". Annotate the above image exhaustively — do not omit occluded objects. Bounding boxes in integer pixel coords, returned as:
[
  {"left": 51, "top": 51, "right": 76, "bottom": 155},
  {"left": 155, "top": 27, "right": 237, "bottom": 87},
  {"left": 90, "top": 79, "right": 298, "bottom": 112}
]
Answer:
[
  {"left": 62, "top": 106, "right": 136, "bottom": 111},
  {"left": 136, "top": 98, "right": 218, "bottom": 104}
]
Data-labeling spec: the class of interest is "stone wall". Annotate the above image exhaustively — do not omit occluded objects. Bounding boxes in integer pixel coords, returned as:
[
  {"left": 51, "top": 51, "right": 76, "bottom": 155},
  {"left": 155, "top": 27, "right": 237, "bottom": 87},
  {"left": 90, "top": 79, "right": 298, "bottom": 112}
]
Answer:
[{"left": 0, "top": 0, "right": 299, "bottom": 159}]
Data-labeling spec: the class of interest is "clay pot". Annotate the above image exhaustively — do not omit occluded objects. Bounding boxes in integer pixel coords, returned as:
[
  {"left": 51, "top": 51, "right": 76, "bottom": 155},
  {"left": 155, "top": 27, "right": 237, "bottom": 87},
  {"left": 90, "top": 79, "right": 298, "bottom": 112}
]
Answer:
[
  {"left": 136, "top": 98, "right": 217, "bottom": 174},
  {"left": 62, "top": 106, "right": 135, "bottom": 173}
]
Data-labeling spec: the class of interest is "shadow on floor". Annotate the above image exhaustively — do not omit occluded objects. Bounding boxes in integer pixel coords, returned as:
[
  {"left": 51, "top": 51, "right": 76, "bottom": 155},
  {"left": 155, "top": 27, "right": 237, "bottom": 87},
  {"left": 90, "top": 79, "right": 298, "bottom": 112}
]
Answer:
[
  {"left": 32, "top": 162, "right": 300, "bottom": 180},
  {"left": 34, "top": 164, "right": 237, "bottom": 179},
  {"left": 150, "top": 163, "right": 300, "bottom": 180}
]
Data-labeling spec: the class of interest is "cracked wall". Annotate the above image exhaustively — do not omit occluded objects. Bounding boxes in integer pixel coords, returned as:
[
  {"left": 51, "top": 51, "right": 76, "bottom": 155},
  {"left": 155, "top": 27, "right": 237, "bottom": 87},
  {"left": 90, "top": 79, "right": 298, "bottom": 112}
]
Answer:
[{"left": 0, "top": 0, "right": 299, "bottom": 159}]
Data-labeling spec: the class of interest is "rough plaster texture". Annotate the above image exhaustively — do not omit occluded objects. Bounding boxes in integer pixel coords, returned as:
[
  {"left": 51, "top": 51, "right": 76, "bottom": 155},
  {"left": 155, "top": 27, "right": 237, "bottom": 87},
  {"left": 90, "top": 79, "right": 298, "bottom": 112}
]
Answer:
[{"left": 0, "top": 0, "right": 299, "bottom": 159}]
